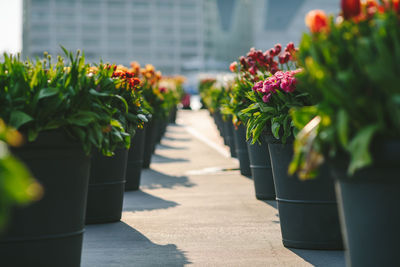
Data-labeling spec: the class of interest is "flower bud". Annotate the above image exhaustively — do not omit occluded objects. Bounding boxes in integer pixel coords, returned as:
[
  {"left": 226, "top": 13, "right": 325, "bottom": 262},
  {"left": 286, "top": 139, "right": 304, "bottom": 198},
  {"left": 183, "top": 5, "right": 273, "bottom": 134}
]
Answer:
[
  {"left": 239, "top": 56, "right": 247, "bottom": 67},
  {"left": 274, "top": 44, "right": 282, "bottom": 55},
  {"left": 262, "top": 93, "right": 272, "bottom": 103}
]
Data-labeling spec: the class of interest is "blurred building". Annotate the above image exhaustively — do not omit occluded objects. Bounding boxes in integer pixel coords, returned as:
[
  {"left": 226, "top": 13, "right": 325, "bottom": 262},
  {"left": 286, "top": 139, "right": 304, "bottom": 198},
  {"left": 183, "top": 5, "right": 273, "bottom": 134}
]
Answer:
[
  {"left": 23, "top": 0, "right": 205, "bottom": 74},
  {"left": 23, "top": 0, "right": 339, "bottom": 75}
]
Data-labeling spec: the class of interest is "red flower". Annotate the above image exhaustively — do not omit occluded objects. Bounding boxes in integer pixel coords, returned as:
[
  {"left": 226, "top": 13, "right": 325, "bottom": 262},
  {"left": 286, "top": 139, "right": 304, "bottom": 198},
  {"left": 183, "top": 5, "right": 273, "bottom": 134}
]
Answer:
[
  {"left": 128, "top": 78, "right": 141, "bottom": 88},
  {"left": 305, "top": 10, "right": 330, "bottom": 34},
  {"left": 239, "top": 56, "right": 247, "bottom": 68},
  {"left": 285, "top": 42, "right": 295, "bottom": 53},
  {"left": 279, "top": 52, "right": 291, "bottom": 64},
  {"left": 390, "top": 0, "right": 400, "bottom": 14},
  {"left": 341, "top": 0, "right": 361, "bottom": 19},
  {"left": 229, "top": 61, "right": 238, "bottom": 72},
  {"left": 383, "top": 0, "right": 400, "bottom": 14},
  {"left": 274, "top": 44, "right": 282, "bottom": 55},
  {"left": 249, "top": 66, "right": 257, "bottom": 75}
]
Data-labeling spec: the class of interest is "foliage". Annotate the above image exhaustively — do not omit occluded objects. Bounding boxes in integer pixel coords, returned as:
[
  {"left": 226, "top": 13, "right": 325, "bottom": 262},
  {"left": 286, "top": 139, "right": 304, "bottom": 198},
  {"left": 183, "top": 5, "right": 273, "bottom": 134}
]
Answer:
[
  {"left": 198, "top": 77, "right": 217, "bottom": 111},
  {"left": 200, "top": 74, "right": 235, "bottom": 118},
  {"left": 234, "top": 44, "right": 309, "bottom": 143},
  {"left": 0, "top": 49, "right": 130, "bottom": 155},
  {"left": 289, "top": 1, "right": 400, "bottom": 179},
  {"left": 109, "top": 65, "right": 150, "bottom": 135},
  {"left": 137, "top": 63, "right": 168, "bottom": 120}
]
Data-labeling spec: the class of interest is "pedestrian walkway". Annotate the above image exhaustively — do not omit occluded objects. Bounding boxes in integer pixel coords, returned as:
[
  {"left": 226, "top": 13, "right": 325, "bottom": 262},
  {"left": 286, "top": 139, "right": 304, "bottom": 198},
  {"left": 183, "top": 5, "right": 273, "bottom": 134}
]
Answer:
[{"left": 81, "top": 110, "right": 345, "bottom": 267}]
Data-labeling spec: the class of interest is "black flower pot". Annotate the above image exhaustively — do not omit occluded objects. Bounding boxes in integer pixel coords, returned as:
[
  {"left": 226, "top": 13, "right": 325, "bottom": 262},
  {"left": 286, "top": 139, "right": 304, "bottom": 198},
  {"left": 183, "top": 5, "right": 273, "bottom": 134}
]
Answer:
[
  {"left": 213, "top": 111, "right": 226, "bottom": 143},
  {"left": 332, "top": 141, "right": 400, "bottom": 267},
  {"left": 157, "top": 119, "right": 167, "bottom": 143},
  {"left": 233, "top": 124, "right": 251, "bottom": 177},
  {"left": 268, "top": 139, "right": 343, "bottom": 250},
  {"left": 143, "top": 119, "right": 159, "bottom": 169},
  {"left": 1, "top": 131, "right": 90, "bottom": 267},
  {"left": 247, "top": 138, "right": 275, "bottom": 200},
  {"left": 85, "top": 148, "right": 128, "bottom": 224},
  {"left": 169, "top": 106, "right": 177, "bottom": 124},
  {"left": 125, "top": 128, "right": 146, "bottom": 191},
  {"left": 223, "top": 118, "right": 237, "bottom": 158}
]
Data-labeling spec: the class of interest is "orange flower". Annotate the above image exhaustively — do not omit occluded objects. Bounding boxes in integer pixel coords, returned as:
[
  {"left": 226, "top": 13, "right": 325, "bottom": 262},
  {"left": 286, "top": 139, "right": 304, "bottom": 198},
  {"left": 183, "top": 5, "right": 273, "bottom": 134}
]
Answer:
[
  {"left": 305, "top": 10, "right": 330, "bottom": 34},
  {"left": 129, "top": 61, "right": 141, "bottom": 76},
  {"left": 229, "top": 61, "right": 238, "bottom": 72}
]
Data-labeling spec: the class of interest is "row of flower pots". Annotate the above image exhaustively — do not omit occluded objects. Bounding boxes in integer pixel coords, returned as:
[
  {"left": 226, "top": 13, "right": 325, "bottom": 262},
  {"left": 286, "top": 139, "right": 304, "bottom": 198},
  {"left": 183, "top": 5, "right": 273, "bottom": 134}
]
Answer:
[
  {"left": 211, "top": 110, "right": 342, "bottom": 249},
  {"left": 0, "top": 50, "right": 184, "bottom": 266},
  {"left": 200, "top": 1, "right": 400, "bottom": 265}
]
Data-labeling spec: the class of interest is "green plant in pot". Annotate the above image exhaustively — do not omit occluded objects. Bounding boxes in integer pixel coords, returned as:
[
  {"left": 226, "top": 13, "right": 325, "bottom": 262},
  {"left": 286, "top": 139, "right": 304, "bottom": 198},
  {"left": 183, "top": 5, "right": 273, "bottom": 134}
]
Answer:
[
  {"left": 110, "top": 63, "right": 151, "bottom": 191},
  {"left": 290, "top": 0, "right": 400, "bottom": 264},
  {"left": 198, "top": 77, "right": 217, "bottom": 111},
  {"left": 237, "top": 44, "right": 303, "bottom": 143},
  {"left": 226, "top": 45, "right": 298, "bottom": 198},
  {"left": 238, "top": 43, "right": 343, "bottom": 249},
  {"left": 138, "top": 64, "right": 166, "bottom": 168},
  {"left": 159, "top": 75, "right": 186, "bottom": 123},
  {"left": 0, "top": 49, "right": 130, "bottom": 267},
  {"left": 85, "top": 64, "right": 150, "bottom": 223},
  {"left": 210, "top": 74, "right": 237, "bottom": 157},
  {"left": 221, "top": 60, "right": 259, "bottom": 176}
]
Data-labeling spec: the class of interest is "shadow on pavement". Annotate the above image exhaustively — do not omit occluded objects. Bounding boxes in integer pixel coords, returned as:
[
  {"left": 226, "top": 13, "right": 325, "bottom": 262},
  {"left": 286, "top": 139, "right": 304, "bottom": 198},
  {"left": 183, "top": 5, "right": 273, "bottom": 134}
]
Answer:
[
  {"left": 141, "top": 169, "right": 196, "bottom": 189},
  {"left": 289, "top": 248, "right": 345, "bottom": 267},
  {"left": 82, "top": 222, "right": 191, "bottom": 267},
  {"left": 151, "top": 153, "right": 189, "bottom": 164},
  {"left": 163, "top": 135, "right": 191, "bottom": 142},
  {"left": 261, "top": 200, "right": 278, "bottom": 209},
  {"left": 123, "top": 191, "right": 179, "bottom": 212},
  {"left": 157, "top": 143, "right": 187, "bottom": 151}
]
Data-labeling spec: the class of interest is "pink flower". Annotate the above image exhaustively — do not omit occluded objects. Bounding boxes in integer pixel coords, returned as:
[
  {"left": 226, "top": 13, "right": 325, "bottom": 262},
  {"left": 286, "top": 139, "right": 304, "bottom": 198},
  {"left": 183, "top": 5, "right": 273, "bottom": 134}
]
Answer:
[
  {"left": 252, "top": 81, "right": 263, "bottom": 91},
  {"left": 262, "top": 93, "right": 272, "bottom": 103},
  {"left": 265, "top": 76, "right": 280, "bottom": 92},
  {"left": 274, "top": 71, "right": 285, "bottom": 80},
  {"left": 280, "top": 78, "right": 291, "bottom": 92}
]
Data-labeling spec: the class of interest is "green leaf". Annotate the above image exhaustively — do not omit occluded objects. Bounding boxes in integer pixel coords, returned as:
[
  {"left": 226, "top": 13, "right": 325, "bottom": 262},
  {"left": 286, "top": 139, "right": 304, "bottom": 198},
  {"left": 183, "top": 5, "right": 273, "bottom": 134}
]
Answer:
[
  {"left": 259, "top": 105, "right": 274, "bottom": 113},
  {"left": 89, "top": 88, "right": 112, "bottom": 97},
  {"left": 290, "top": 106, "right": 319, "bottom": 130},
  {"left": 271, "top": 121, "right": 281, "bottom": 139},
  {"left": 347, "top": 125, "right": 379, "bottom": 175},
  {"left": 9, "top": 111, "right": 33, "bottom": 129},
  {"left": 28, "top": 128, "right": 39, "bottom": 142},
  {"left": 110, "top": 119, "right": 123, "bottom": 130},
  {"left": 38, "top": 87, "right": 59, "bottom": 99},
  {"left": 66, "top": 111, "right": 99, "bottom": 127},
  {"left": 137, "top": 114, "right": 148, "bottom": 123},
  {"left": 337, "top": 109, "right": 349, "bottom": 147}
]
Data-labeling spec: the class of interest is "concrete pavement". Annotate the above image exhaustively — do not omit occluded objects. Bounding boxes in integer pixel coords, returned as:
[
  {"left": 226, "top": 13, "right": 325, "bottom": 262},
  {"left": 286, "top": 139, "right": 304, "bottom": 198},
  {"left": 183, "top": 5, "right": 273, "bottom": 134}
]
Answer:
[{"left": 81, "top": 109, "right": 345, "bottom": 267}]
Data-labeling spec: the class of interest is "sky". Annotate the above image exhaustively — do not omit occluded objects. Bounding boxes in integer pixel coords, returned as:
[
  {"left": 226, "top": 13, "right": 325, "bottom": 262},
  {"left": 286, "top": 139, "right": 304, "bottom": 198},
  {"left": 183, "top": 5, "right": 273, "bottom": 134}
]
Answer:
[{"left": 0, "top": 0, "right": 22, "bottom": 53}]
